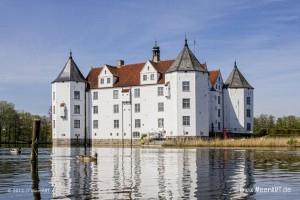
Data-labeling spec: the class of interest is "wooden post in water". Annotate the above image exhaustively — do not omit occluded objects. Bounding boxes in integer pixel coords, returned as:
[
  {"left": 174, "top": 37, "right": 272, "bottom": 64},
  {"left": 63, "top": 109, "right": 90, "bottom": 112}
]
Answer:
[
  {"left": 31, "top": 119, "right": 41, "bottom": 199},
  {"left": 31, "top": 119, "right": 40, "bottom": 161}
]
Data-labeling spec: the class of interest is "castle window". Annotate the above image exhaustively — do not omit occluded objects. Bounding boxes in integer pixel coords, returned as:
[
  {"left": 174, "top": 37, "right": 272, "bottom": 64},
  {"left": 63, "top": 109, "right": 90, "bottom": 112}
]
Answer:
[
  {"left": 135, "top": 119, "right": 141, "bottom": 128},
  {"left": 182, "top": 99, "right": 190, "bottom": 109},
  {"left": 74, "top": 120, "right": 80, "bottom": 128},
  {"left": 158, "top": 102, "right": 164, "bottom": 112},
  {"left": 93, "top": 120, "right": 98, "bottom": 129},
  {"left": 247, "top": 109, "right": 251, "bottom": 117},
  {"left": 113, "top": 90, "right": 119, "bottom": 99},
  {"left": 114, "top": 120, "right": 119, "bottom": 129},
  {"left": 107, "top": 78, "right": 111, "bottom": 84},
  {"left": 182, "top": 116, "right": 190, "bottom": 126},
  {"left": 74, "top": 91, "right": 80, "bottom": 100},
  {"left": 134, "top": 88, "right": 140, "bottom": 98},
  {"left": 113, "top": 104, "right": 119, "bottom": 113},
  {"left": 150, "top": 74, "right": 155, "bottom": 80},
  {"left": 133, "top": 131, "right": 140, "bottom": 138},
  {"left": 247, "top": 97, "right": 251, "bottom": 105},
  {"left": 53, "top": 105, "right": 55, "bottom": 114},
  {"left": 182, "top": 81, "right": 190, "bottom": 91},
  {"left": 134, "top": 103, "right": 140, "bottom": 113},
  {"left": 93, "top": 106, "right": 98, "bottom": 114},
  {"left": 218, "top": 109, "right": 221, "bottom": 117},
  {"left": 218, "top": 122, "right": 221, "bottom": 130},
  {"left": 93, "top": 92, "right": 98, "bottom": 100},
  {"left": 74, "top": 105, "right": 80, "bottom": 114},
  {"left": 247, "top": 123, "right": 251, "bottom": 131},
  {"left": 53, "top": 120, "right": 55, "bottom": 128},
  {"left": 143, "top": 74, "right": 147, "bottom": 81},
  {"left": 158, "top": 118, "right": 164, "bottom": 128},
  {"left": 218, "top": 96, "right": 220, "bottom": 104},
  {"left": 157, "top": 87, "right": 164, "bottom": 96}
]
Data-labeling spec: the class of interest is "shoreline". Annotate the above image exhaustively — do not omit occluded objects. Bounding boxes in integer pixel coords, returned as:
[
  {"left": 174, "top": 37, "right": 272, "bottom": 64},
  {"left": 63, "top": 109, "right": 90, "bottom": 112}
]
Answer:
[
  {"left": 1, "top": 137, "right": 299, "bottom": 148},
  {"left": 162, "top": 137, "right": 300, "bottom": 148}
]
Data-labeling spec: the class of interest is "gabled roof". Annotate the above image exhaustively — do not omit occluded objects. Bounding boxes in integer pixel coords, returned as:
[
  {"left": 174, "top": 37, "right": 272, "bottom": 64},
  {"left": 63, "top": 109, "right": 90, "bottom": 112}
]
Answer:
[
  {"left": 106, "top": 65, "right": 119, "bottom": 77},
  {"left": 209, "top": 70, "right": 220, "bottom": 86},
  {"left": 52, "top": 53, "right": 86, "bottom": 83},
  {"left": 86, "top": 60, "right": 174, "bottom": 89},
  {"left": 224, "top": 62, "right": 253, "bottom": 89},
  {"left": 166, "top": 40, "right": 206, "bottom": 73}
]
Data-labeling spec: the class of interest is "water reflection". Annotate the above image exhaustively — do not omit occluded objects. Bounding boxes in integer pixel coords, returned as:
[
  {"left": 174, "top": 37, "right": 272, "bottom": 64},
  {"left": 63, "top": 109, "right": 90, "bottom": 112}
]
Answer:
[
  {"left": 0, "top": 147, "right": 299, "bottom": 199},
  {"left": 50, "top": 148, "right": 255, "bottom": 199}
]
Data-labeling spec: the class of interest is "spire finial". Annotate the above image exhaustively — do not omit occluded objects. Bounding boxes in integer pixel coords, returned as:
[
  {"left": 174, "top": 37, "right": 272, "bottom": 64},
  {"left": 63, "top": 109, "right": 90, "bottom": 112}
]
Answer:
[
  {"left": 184, "top": 33, "right": 188, "bottom": 47},
  {"left": 69, "top": 49, "right": 72, "bottom": 59},
  {"left": 234, "top": 60, "right": 237, "bottom": 68},
  {"left": 154, "top": 40, "right": 157, "bottom": 47}
]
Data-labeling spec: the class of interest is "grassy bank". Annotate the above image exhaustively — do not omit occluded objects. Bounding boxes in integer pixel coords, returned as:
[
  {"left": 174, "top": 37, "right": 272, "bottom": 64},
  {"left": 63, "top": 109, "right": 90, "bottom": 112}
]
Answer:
[{"left": 162, "top": 137, "right": 300, "bottom": 148}]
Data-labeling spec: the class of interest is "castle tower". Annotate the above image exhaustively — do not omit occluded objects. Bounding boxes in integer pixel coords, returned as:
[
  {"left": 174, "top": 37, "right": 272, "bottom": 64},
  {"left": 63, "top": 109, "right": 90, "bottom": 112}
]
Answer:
[
  {"left": 223, "top": 61, "right": 254, "bottom": 134},
  {"left": 152, "top": 41, "right": 160, "bottom": 62},
  {"left": 164, "top": 39, "right": 209, "bottom": 137},
  {"left": 51, "top": 52, "right": 87, "bottom": 145}
]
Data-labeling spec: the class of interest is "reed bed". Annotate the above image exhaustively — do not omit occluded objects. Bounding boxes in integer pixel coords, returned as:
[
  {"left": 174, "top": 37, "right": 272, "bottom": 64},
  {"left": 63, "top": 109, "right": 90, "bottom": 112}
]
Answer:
[{"left": 162, "top": 137, "right": 300, "bottom": 147}]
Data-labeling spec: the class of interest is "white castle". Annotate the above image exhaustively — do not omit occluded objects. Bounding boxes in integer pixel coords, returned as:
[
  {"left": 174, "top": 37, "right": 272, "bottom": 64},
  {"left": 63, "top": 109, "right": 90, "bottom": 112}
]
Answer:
[{"left": 51, "top": 40, "right": 254, "bottom": 145}]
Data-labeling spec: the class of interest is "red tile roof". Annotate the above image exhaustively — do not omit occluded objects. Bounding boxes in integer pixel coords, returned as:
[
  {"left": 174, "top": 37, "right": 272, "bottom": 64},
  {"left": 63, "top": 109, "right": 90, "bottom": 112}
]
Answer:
[
  {"left": 209, "top": 70, "right": 220, "bottom": 86},
  {"left": 86, "top": 68, "right": 102, "bottom": 89},
  {"left": 86, "top": 60, "right": 174, "bottom": 89}
]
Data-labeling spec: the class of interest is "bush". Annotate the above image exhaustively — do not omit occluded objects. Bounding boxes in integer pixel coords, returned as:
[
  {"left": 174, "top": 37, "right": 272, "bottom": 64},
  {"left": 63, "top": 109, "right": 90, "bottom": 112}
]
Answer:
[
  {"left": 253, "top": 128, "right": 268, "bottom": 137},
  {"left": 255, "top": 128, "right": 300, "bottom": 137}
]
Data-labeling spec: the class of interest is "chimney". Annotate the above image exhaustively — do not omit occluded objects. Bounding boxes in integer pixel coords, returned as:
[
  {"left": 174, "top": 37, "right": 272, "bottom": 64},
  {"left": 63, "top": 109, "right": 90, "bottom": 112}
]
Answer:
[
  {"left": 117, "top": 59, "right": 124, "bottom": 67},
  {"left": 152, "top": 41, "right": 160, "bottom": 62}
]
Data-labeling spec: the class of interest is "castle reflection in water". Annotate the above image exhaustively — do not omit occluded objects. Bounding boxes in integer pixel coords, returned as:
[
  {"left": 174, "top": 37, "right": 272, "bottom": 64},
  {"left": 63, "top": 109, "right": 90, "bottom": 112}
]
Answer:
[{"left": 50, "top": 147, "right": 255, "bottom": 199}]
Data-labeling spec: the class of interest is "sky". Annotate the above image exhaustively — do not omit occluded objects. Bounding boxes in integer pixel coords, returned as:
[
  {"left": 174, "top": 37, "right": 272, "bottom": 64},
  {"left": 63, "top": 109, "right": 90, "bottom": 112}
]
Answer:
[{"left": 0, "top": 0, "right": 299, "bottom": 117}]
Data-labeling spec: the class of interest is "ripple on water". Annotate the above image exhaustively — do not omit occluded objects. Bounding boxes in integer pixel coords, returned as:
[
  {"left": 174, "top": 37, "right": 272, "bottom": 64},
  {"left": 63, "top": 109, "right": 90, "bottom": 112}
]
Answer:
[{"left": 0, "top": 147, "right": 300, "bottom": 199}]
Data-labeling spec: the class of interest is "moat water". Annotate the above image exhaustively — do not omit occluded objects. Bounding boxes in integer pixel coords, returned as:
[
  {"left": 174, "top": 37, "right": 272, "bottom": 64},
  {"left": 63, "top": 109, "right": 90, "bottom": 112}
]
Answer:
[{"left": 0, "top": 147, "right": 299, "bottom": 199}]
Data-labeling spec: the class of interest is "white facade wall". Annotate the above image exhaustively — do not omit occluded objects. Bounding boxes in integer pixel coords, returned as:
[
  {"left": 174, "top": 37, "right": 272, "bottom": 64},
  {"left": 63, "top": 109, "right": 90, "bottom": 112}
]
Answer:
[
  {"left": 195, "top": 72, "right": 209, "bottom": 136},
  {"left": 208, "top": 75, "right": 223, "bottom": 133},
  {"left": 89, "top": 84, "right": 167, "bottom": 140},
  {"left": 224, "top": 88, "right": 253, "bottom": 133},
  {"left": 165, "top": 71, "right": 209, "bottom": 137},
  {"left": 244, "top": 89, "right": 254, "bottom": 133},
  {"left": 52, "top": 82, "right": 86, "bottom": 140}
]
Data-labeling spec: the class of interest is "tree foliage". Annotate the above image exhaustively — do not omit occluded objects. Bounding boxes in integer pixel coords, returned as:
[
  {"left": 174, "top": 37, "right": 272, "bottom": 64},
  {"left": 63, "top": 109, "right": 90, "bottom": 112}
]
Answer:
[
  {"left": 254, "top": 114, "right": 300, "bottom": 136},
  {"left": 0, "top": 100, "right": 51, "bottom": 144}
]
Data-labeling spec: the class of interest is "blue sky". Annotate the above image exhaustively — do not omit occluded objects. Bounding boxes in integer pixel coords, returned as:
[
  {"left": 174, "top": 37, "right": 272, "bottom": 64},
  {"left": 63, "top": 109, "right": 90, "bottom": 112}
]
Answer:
[{"left": 0, "top": 0, "right": 299, "bottom": 117}]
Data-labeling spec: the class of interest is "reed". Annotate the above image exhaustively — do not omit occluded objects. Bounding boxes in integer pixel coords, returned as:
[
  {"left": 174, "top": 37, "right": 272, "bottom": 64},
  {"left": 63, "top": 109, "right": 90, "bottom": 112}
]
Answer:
[{"left": 162, "top": 137, "right": 300, "bottom": 147}]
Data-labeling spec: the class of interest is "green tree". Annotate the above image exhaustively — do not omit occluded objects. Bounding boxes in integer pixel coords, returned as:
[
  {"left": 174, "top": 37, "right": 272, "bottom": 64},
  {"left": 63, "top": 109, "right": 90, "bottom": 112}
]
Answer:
[{"left": 0, "top": 101, "right": 18, "bottom": 143}]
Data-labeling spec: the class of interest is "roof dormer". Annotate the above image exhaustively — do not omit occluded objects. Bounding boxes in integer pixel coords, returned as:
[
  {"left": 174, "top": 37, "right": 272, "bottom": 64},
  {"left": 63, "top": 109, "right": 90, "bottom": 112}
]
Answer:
[
  {"left": 98, "top": 65, "right": 118, "bottom": 88},
  {"left": 140, "top": 60, "right": 159, "bottom": 85}
]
